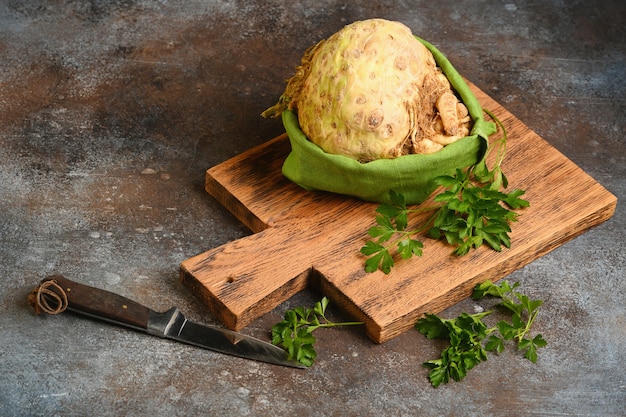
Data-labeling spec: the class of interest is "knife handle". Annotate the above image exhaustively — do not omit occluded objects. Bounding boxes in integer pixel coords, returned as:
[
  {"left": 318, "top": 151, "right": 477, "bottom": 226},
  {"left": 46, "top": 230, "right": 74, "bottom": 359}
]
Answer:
[{"left": 35, "top": 275, "right": 151, "bottom": 331}]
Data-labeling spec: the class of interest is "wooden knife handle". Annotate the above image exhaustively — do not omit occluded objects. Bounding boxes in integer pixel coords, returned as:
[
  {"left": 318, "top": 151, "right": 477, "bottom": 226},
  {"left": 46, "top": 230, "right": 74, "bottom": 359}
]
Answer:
[{"left": 35, "top": 275, "right": 151, "bottom": 331}]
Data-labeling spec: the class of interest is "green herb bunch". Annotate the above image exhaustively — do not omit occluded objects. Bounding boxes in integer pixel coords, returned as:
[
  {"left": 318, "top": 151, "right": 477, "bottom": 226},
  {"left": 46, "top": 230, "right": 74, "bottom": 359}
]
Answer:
[
  {"left": 361, "top": 112, "right": 530, "bottom": 274},
  {"left": 271, "top": 297, "right": 363, "bottom": 367},
  {"left": 415, "top": 280, "right": 547, "bottom": 387}
]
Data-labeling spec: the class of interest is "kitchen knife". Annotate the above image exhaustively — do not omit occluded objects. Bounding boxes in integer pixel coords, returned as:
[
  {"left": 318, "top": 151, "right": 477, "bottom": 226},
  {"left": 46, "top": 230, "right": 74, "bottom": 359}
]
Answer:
[{"left": 30, "top": 275, "right": 306, "bottom": 369}]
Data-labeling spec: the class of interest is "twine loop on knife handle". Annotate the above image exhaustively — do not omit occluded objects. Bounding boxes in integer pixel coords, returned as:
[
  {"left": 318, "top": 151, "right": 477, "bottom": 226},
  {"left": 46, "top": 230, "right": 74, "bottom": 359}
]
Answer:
[{"left": 29, "top": 279, "right": 68, "bottom": 315}]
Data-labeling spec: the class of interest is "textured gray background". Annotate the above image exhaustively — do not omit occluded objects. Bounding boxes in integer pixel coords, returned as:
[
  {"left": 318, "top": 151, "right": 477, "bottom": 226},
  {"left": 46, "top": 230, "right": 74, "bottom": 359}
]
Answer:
[{"left": 1, "top": 1, "right": 624, "bottom": 416}]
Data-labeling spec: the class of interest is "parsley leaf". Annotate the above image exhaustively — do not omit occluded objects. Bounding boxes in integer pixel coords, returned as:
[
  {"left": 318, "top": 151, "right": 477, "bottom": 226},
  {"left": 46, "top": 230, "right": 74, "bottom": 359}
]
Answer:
[
  {"left": 359, "top": 194, "right": 428, "bottom": 273},
  {"left": 417, "top": 311, "right": 492, "bottom": 387},
  {"left": 416, "top": 280, "right": 546, "bottom": 387},
  {"left": 271, "top": 297, "right": 363, "bottom": 367}
]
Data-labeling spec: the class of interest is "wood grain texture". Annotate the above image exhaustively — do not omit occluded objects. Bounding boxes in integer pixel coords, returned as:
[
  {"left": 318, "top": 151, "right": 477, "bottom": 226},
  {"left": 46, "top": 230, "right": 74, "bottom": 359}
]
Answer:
[{"left": 180, "top": 83, "right": 617, "bottom": 344}]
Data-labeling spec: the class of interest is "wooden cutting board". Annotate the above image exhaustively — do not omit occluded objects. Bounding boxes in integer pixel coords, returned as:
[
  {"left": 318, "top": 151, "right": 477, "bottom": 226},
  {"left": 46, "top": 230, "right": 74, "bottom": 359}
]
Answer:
[{"left": 180, "top": 83, "right": 617, "bottom": 344}]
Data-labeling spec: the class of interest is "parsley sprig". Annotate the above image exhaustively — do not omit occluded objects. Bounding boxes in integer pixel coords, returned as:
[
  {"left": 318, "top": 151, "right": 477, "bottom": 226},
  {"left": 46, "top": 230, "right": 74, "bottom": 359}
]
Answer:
[
  {"left": 361, "top": 112, "right": 530, "bottom": 274},
  {"left": 271, "top": 297, "right": 363, "bottom": 367},
  {"left": 416, "top": 280, "right": 547, "bottom": 387},
  {"left": 360, "top": 190, "right": 428, "bottom": 274}
]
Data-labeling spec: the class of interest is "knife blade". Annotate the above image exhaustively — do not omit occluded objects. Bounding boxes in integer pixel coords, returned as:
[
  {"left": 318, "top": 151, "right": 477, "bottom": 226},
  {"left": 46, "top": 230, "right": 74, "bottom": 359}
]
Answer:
[{"left": 30, "top": 275, "right": 305, "bottom": 369}]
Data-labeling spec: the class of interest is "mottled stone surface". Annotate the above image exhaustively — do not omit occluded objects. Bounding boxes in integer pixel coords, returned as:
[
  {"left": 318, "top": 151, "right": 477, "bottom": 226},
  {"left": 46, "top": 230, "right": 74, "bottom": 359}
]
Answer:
[{"left": 1, "top": 1, "right": 624, "bottom": 416}]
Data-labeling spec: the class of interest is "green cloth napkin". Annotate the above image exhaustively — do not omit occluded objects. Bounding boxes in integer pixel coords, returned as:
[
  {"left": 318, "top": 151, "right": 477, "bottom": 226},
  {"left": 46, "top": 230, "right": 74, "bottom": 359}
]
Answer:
[{"left": 281, "top": 37, "right": 496, "bottom": 204}]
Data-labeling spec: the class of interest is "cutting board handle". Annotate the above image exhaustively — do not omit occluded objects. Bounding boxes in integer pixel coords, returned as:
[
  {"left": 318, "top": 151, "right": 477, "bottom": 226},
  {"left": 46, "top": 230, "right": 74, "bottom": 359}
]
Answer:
[{"left": 180, "top": 224, "right": 318, "bottom": 330}]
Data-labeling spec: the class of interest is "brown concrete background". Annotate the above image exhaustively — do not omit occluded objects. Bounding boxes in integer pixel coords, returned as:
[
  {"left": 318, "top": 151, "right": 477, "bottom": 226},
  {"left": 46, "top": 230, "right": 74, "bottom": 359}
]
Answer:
[{"left": 1, "top": 1, "right": 624, "bottom": 416}]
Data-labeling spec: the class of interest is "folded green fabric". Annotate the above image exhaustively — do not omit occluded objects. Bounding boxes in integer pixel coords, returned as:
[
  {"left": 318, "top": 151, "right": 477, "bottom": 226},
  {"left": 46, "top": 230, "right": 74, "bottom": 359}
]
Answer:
[{"left": 281, "top": 37, "right": 496, "bottom": 204}]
